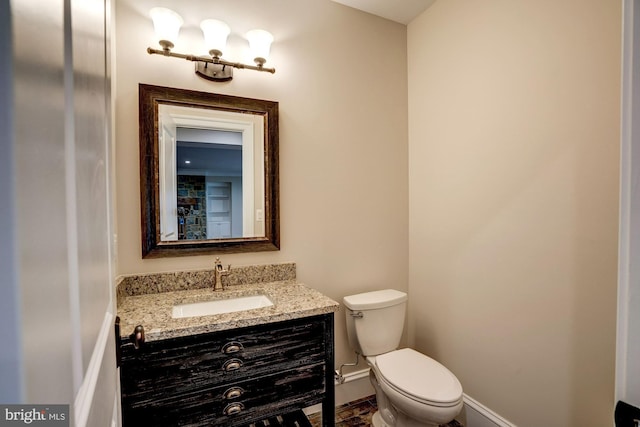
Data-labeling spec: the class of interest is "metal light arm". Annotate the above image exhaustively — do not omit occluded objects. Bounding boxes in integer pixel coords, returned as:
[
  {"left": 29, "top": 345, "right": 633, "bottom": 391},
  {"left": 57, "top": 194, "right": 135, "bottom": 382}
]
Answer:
[{"left": 147, "top": 47, "right": 275, "bottom": 82}]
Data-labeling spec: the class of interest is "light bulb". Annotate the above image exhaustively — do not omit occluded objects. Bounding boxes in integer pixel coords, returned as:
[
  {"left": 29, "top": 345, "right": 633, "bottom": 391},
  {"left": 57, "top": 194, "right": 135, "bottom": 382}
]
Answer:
[
  {"left": 149, "top": 7, "right": 183, "bottom": 50},
  {"left": 200, "top": 19, "right": 230, "bottom": 58},
  {"left": 246, "top": 29, "right": 273, "bottom": 66}
]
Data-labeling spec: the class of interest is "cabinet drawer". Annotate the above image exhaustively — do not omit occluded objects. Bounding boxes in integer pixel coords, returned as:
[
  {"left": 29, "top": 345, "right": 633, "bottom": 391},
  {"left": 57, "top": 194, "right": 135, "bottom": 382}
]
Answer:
[
  {"left": 122, "top": 362, "right": 325, "bottom": 427},
  {"left": 120, "top": 317, "right": 327, "bottom": 407}
]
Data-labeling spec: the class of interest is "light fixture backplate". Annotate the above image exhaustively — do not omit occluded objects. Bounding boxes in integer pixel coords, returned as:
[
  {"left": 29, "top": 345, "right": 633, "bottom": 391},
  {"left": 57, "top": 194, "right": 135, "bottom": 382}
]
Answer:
[{"left": 195, "top": 62, "right": 233, "bottom": 82}]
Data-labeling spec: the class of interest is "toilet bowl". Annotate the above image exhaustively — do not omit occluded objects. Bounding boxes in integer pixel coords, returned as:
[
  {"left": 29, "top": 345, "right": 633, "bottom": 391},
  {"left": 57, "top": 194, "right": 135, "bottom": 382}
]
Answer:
[
  {"left": 368, "top": 349, "right": 463, "bottom": 427},
  {"left": 343, "top": 290, "right": 463, "bottom": 427}
]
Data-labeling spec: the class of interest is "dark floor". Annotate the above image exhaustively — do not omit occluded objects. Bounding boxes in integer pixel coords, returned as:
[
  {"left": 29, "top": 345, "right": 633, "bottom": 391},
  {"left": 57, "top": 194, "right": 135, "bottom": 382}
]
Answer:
[{"left": 307, "top": 395, "right": 464, "bottom": 427}]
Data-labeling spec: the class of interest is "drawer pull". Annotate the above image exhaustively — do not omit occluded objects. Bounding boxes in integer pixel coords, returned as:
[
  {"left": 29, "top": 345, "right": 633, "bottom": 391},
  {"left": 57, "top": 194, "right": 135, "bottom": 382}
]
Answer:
[
  {"left": 223, "top": 387, "right": 244, "bottom": 400},
  {"left": 223, "top": 358, "right": 243, "bottom": 372},
  {"left": 222, "top": 342, "right": 244, "bottom": 354},
  {"left": 223, "top": 402, "right": 244, "bottom": 416}
]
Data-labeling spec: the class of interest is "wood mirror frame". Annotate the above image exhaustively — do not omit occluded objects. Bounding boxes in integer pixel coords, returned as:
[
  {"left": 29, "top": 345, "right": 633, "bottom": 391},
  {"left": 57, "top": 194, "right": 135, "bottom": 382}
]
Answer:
[{"left": 139, "top": 84, "right": 279, "bottom": 258}]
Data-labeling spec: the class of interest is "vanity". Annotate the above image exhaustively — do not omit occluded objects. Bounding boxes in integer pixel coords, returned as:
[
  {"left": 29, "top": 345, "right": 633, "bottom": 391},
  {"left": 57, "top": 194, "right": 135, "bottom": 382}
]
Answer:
[
  {"left": 116, "top": 263, "right": 339, "bottom": 427},
  {"left": 122, "top": 86, "right": 336, "bottom": 425}
]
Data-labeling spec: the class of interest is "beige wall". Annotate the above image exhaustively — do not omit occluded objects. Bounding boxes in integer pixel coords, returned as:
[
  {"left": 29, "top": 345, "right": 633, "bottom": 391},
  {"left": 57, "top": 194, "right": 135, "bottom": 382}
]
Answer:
[
  {"left": 116, "top": 1, "right": 622, "bottom": 423},
  {"left": 407, "top": 1, "right": 620, "bottom": 426},
  {"left": 114, "top": 0, "right": 408, "bottom": 369}
]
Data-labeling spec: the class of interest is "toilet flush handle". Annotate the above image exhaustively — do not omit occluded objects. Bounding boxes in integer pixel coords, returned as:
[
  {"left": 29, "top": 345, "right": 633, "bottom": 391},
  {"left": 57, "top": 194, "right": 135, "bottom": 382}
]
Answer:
[{"left": 350, "top": 311, "right": 364, "bottom": 318}]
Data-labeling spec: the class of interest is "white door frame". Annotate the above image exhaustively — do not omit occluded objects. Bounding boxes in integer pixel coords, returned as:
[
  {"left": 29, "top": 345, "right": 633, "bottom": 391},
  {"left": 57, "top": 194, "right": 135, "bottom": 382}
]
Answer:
[{"left": 616, "top": 0, "right": 640, "bottom": 410}]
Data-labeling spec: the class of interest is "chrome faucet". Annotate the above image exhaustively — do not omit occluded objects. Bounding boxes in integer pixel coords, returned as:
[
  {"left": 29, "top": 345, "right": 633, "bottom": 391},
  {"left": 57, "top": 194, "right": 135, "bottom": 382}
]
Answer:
[{"left": 213, "top": 257, "right": 231, "bottom": 291}]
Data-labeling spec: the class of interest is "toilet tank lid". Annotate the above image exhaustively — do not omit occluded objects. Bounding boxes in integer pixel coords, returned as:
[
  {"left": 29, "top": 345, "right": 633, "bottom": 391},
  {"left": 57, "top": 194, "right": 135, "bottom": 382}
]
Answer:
[{"left": 343, "top": 289, "right": 407, "bottom": 310}]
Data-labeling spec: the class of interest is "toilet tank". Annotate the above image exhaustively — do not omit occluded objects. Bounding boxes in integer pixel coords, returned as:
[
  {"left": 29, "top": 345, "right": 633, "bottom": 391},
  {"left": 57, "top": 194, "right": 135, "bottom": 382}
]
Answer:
[{"left": 343, "top": 289, "right": 407, "bottom": 357}]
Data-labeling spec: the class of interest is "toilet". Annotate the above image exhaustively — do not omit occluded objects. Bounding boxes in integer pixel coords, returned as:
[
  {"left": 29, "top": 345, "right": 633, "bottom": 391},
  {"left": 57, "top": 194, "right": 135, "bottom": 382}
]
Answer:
[{"left": 343, "top": 289, "right": 463, "bottom": 427}]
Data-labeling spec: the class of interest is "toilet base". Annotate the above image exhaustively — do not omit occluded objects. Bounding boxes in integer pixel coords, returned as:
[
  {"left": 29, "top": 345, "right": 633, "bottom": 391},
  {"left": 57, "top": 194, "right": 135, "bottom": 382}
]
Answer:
[
  {"left": 372, "top": 411, "right": 386, "bottom": 427},
  {"left": 370, "top": 369, "right": 441, "bottom": 427}
]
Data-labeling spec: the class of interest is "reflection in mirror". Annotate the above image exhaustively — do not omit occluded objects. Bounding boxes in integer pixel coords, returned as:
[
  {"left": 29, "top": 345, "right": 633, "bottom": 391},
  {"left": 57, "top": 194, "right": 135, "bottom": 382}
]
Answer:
[
  {"left": 158, "top": 104, "right": 265, "bottom": 242},
  {"left": 176, "top": 130, "right": 243, "bottom": 240},
  {"left": 139, "top": 84, "right": 279, "bottom": 258}
]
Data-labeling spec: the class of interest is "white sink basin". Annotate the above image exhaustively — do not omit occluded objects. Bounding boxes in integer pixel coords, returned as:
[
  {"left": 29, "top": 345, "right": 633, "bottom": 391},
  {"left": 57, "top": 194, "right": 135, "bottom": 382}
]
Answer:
[{"left": 172, "top": 294, "right": 274, "bottom": 319}]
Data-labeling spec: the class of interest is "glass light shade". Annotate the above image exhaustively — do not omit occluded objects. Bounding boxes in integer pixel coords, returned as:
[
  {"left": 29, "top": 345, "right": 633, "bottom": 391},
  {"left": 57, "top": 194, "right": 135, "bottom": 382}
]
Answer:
[
  {"left": 149, "top": 7, "right": 183, "bottom": 47},
  {"left": 245, "top": 29, "right": 274, "bottom": 64},
  {"left": 200, "top": 19, "right": 230, "bottom": 57}
]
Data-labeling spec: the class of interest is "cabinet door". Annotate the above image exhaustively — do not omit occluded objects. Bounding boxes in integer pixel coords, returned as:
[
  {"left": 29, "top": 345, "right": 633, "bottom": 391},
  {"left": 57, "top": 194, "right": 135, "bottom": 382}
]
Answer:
[
  {"left": 206, "top": 182, "right": 232, "bottom": 239},
  {"left": 207, "top": 221, "right": 231, "bottom": 239}
]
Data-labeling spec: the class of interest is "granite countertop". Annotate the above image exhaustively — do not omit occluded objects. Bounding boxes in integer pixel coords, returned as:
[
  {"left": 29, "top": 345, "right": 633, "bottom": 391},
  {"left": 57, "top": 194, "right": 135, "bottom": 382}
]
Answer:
[{"left": 117, "top": 280, "right": 340, "bottom": 342}]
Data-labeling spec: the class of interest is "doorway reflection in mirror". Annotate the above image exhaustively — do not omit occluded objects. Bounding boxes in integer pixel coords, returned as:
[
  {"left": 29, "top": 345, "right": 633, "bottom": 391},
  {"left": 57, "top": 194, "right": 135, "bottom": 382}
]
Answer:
[
  {"left": 175, "top": 129, "right": 243, "bottom": 240},
  {"left": 158, "top": 103, "right": 265, "bottom": 243}
]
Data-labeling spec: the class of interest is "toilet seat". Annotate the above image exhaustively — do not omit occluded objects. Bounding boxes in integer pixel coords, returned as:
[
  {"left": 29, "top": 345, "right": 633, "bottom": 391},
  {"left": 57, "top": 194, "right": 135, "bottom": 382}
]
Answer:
[{"left": 374, "top": 348, "right": 463, "bottom": 408}]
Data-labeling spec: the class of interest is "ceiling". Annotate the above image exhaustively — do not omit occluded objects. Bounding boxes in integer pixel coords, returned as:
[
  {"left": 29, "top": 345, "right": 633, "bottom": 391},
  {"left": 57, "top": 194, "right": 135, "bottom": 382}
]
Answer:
[{"left": 330, "top": 0, "right": 436, "bottom": 25}]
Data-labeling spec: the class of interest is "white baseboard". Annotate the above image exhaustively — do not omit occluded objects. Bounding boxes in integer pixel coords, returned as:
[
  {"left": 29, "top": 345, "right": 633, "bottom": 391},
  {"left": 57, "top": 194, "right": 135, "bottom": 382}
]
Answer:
[
  {"left": 462, "top": 394, "right": 516, "bottom": 427},
  {"left": 303, "top": 368, "right": 374, "bottom": 415},
  {"left": 74, "top": 311, "right": 114, "bottom": 427},
  {"left": 335, "top": 369, "right": 375, "bottom": 406},
  {"left": 112, "top": 378, "right": 121, "bottom": 427}
]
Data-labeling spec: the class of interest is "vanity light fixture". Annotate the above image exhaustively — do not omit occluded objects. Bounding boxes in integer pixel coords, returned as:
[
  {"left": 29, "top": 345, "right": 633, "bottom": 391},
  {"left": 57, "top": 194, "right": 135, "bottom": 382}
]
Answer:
[{"left": 146, "top": 7, "right": 275, "bottom": 82}]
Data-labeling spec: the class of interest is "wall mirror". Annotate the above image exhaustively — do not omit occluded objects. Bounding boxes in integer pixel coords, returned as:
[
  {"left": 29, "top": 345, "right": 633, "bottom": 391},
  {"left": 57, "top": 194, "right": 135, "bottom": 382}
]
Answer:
[{"left": 139, "top": 84, "right": 279, "bottom": 258}]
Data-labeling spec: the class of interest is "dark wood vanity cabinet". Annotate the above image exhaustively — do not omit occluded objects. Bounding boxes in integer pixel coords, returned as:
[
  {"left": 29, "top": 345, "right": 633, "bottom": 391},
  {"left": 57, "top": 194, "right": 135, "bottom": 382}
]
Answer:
[{"left": 119, "top": 314, "right": 335, "bottom": 427}]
